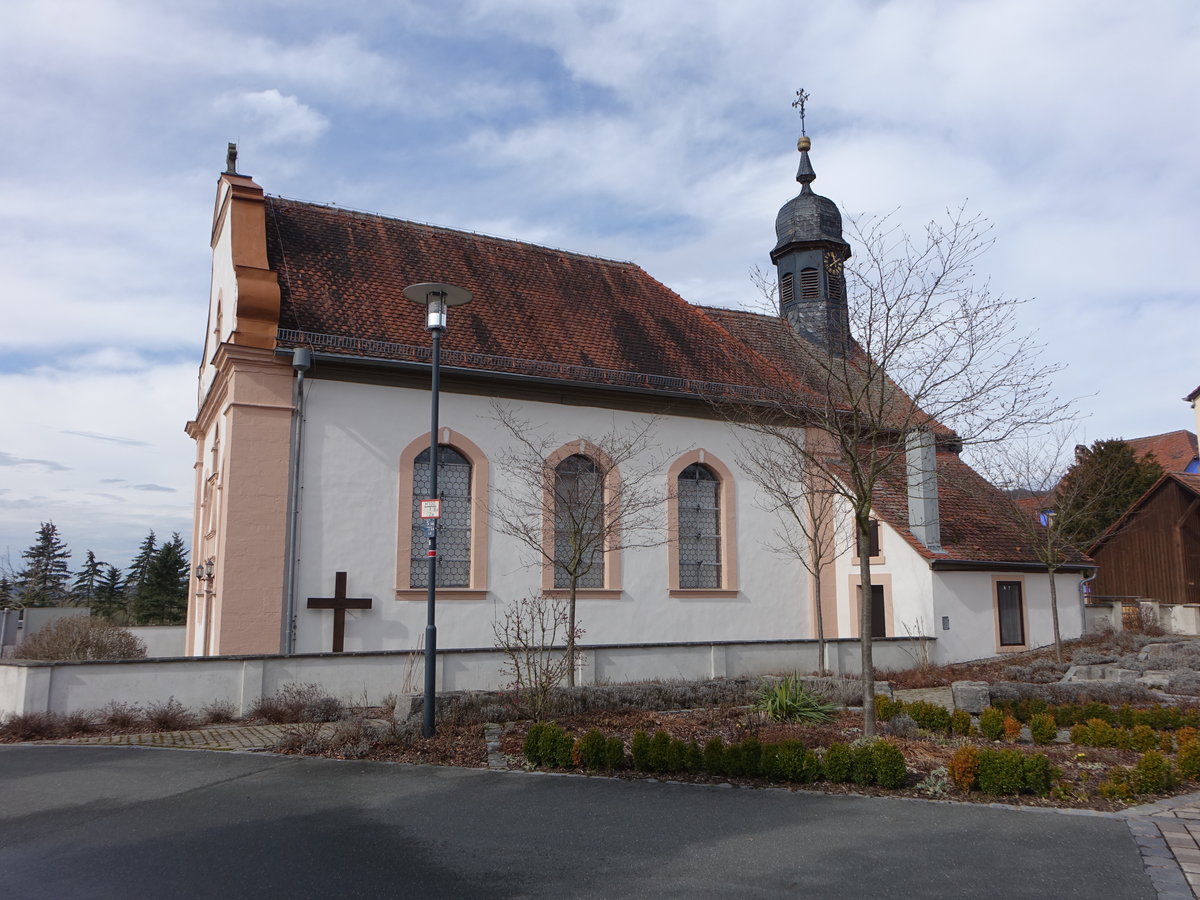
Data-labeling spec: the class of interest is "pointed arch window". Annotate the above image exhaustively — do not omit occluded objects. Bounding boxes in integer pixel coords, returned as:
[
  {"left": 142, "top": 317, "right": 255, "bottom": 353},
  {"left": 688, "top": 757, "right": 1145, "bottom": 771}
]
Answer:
[
  {"left": 677, "top": 463, "right": 721, "bottom": 588},
  {"left": 409, "top": 446, "right": 471, "bottom": 588},
  {"left": 554, "top": 454, "right": 604, "bottom": 589}
]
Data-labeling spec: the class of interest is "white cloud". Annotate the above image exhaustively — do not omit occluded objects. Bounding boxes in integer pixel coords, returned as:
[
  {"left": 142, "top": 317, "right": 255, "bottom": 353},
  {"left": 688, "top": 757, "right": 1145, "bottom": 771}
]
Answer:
[{"left": 215, "top": 89, "right": 330, "bottom": 146}]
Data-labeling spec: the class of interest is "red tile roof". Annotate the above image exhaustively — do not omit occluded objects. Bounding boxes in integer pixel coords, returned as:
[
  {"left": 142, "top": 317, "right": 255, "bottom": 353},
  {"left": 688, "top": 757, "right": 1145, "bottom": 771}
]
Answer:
[
  {"left": 264, "top": 195, "right": 1075, "bottom": 570},
  {"left": 1124, "top": 430, "right": 1198, "bottom": 473}
]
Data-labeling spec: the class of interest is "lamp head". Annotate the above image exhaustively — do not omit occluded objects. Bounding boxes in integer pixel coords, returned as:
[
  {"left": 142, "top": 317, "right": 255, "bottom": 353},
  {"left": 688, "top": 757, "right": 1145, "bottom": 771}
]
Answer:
[{"left": 403, "top": 282, "right": 473, "bottom": 332}]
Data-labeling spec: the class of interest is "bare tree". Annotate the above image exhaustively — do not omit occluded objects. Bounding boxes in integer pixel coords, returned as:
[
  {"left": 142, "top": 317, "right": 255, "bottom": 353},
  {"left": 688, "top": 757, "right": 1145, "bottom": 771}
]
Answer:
[
  {"left": 488, "top": 402, "right": 669, "bottom": 686},
  {"left": 740, "top": 433, "right": 850, "bottom": 674},
  {"left": 732, "top": 206, "right": 1072, "bottom": 737},
  {"left": 985, "top": 431, "right": 1147, "bottom": 662}
]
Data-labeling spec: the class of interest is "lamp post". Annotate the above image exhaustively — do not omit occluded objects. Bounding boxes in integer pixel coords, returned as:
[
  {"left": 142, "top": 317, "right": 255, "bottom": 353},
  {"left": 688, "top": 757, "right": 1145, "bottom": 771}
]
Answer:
[
  {"left": 403, "top": 282, "right": 473, "bottom": 738},
  {"left": 193, "top": 557, "right": 215, "bottom": 655}
]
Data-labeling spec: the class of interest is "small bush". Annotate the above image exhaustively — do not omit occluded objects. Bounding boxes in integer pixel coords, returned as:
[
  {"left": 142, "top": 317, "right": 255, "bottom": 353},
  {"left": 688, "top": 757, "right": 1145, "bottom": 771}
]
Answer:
[
  {"left": 948, "top": 745, "right": 980, "bottom": 792},
  {"left": 1022, "top": 754, "right": 1055, "bottom": 796},
  {"left": 1002, "top": 716, "right": 1022, "bottom": 742},
  {"left": 950, "top": 709, "right": 972, "bottom": 736},
  {"left": 906, "top": 701, "right": 951, "bottom": 735},
  {"left": 201, "top": 700, "right": 239, "bottom": 724},
  {"left": 631, "top": 730, "right": 652, "bottom": 772},
  {"left": 754, "top": 675, "right": 838, "bottom": 723},
  {"left": 883, "top": 713, "right": 919, "bottom": 739},
  {"left": 1128, "top": 724, "right": 1159, "bottom": 753},
  {"left": 1097, "top": 768, "right": 1134, "bottom": 801},
  {"left": 576, "top": 729, "right": 608, "bottom": 770},
  {"left": 977, "top": 749, "right": 1026, "bottom": 795},
  {"left": 1029, "top": 714, "right": 1057, "bottom": 745},
  {"left": 143, "top": 697, "right": 196, "bottom": 732},
  {"left": 1131, "top": 751, "right": 1176, "bottom": 795},
  {"left": 1, "top": 711, "right": 63, "bottom": 741},
  {"left": 17, "top": 616, "right": 147, "bottom": 661},
  {"left": 739, "top": 737, "right": 762, "bottom": 778},
  {"left": 876, "top": 695, "right": 904, "bottom": 722},
  {"left": 850, "top": 741, "right": 877, "bottom": 785},
  {"left": 543, "top": 724, "right": 575, "bottom": 768},
  {"left": 604, "top": 737, "right": 626, "bottom": 770},
  {"left": 647, "top": 731, "right": 671, "bottom": 772},
  {"left": 824, "top": 742, "right": 852, "bottom": 783},
  {"left": 523, "top": 722, "right": 550, "bottom": 765},
  {"left": 61, "top": 710, "right": 94, "bottom": 735},
  {"left": 979, "top": 707, "right": 1005, "bottom": 741},
  {"left": 99, "top": 701, "right": 142, "bottom": 730},
  {"left": 702, "top": 737, "right": 726, "bottom": 774},
  {"left": 1177, "top": 740, "right": 1200, "bottom": 781},
  {"left": 872, "top": 741, "right": 907, "bottom": 789},
  {"left": 251, "top": 683, "right": 335, "bottom": 724},
  {"left": 664, "top": 737, "right": 690, "bottom": 774}
]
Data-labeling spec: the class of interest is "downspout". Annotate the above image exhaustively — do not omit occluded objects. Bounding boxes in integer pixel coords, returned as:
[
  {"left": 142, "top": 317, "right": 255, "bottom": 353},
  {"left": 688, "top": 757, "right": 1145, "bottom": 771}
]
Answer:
[
  {"left": 280, "top": 347, "right": 312, "bottom": 654},
  {"left": 1078, "top": 566, "right": 1099, "bottom": 605}
]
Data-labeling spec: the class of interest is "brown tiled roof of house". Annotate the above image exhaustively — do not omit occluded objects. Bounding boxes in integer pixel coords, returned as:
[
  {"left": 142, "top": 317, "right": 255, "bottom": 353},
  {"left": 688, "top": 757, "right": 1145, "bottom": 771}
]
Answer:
[
  {"left": 264, "top": 195, "right": 1062, "bottom": 569},
  {"left": 1124, "top": 430, "right": 1198, "bottom": 473},
  {"left": 865, "top": 451, "right": 1091, "bottom": 567}
]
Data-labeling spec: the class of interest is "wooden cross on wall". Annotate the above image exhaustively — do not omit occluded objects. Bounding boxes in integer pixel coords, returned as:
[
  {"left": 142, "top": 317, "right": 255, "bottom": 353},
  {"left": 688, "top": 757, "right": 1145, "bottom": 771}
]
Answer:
[{"left": 307, "top": 571, "right": 371, "bottom": 653}]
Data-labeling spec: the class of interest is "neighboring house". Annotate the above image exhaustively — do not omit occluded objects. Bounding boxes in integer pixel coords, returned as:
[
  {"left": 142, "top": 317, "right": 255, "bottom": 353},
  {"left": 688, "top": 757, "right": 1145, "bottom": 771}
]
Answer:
[
  {"left": 185, "top": 139, "right": 1089, "bottom": 667},
  {"left": 1126, "top": 430, "right": 1199, "bottom": 475},
  {"left": 1088, "top": 474, "right": 1200, "bottom": 605}
]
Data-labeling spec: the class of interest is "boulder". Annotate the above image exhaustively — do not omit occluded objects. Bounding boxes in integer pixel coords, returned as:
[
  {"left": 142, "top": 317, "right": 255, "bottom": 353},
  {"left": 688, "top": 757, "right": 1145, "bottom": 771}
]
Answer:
[{"left": 952, "top": 681, "right": 991, "bottom": 714}]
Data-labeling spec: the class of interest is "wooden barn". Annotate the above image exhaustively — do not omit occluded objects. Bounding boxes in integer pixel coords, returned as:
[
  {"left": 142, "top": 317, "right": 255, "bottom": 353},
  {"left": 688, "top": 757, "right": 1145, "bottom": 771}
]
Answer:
[{"left": 1088, "top": 473, "right": 1200, "bottom": 604}]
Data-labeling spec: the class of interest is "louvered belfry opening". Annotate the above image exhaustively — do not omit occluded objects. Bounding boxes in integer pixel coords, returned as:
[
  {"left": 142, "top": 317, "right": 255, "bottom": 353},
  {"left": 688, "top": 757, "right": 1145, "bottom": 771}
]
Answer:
[
  {"left": 780, "top": 272, "right": 794, "bottom": 305},
  {"left": 799, "top": 267, "right": 819, "bottom": 299}
]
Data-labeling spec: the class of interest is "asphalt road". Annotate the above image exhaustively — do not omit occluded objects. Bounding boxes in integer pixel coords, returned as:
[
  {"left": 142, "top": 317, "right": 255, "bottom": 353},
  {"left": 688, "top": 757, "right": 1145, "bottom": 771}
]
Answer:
[{"left": 0, "top": 745, "right": 1155, "bottom": 899}]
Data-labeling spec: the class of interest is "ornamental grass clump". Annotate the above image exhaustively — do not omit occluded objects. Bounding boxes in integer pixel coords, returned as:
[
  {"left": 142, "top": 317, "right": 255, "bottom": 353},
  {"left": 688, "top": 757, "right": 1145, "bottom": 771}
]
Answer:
[{"left": 754, "top": 676, "right": 838, "bottom": 724}]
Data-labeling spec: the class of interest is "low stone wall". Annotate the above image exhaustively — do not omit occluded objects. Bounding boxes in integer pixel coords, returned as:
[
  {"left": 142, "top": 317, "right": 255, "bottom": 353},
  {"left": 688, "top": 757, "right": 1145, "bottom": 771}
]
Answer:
[{"left": 0, "top": 636, "right": 930, "bottom": 717}]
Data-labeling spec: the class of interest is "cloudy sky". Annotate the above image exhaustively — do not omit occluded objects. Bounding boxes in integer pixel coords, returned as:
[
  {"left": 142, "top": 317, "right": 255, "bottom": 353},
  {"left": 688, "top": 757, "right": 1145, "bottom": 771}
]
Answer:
[{"left": 1, "top": 0, "right": 1197, "bottom": 573}]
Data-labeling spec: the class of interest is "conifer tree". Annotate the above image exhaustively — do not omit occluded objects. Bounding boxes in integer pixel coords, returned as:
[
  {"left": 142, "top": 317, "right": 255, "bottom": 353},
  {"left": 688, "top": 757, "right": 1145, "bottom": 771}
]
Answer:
[
  {"left": 16, "top": 522, "right": 72, "bottom": 606},
  {"left": 71, "top": 550, "right": 106, "bottom": 607},
  {"left": 1058, "top": 440, "right": 1164, "bottom": 549},
  {"left": 133, "top": 533, "right": 189, "bottom": 625},
  {"left": 124, "top": 530, "right": 157, "bottom": 602},
  {"left": 92, "top": 565, "right": 127, "bottom": 622}
]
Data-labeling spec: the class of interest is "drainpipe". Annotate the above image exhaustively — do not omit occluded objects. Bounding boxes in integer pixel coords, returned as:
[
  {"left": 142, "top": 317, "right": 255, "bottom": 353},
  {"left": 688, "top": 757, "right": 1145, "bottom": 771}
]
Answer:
[{"left": 280, "top": 347, "right": 312, "bottom": 655}]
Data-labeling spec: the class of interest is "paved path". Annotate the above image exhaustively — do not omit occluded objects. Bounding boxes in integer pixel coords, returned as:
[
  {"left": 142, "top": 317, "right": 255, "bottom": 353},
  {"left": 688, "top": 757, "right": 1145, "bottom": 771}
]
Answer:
[
  {"left": 39, "top": 722, "right": 293, "bottom": 750},
  {"left": 0, "top": 744, "right": 1159, "bottom": 899}
]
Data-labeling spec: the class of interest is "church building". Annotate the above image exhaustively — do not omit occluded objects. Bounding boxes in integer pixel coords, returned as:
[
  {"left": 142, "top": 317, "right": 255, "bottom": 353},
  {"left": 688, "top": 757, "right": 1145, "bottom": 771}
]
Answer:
[{"left": 185, "top": 136, "right": 1091, "bottom": 671}]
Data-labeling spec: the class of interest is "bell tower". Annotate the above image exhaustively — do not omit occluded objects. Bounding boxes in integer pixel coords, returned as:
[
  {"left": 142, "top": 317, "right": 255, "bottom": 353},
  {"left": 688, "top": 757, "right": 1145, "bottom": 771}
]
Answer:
[{"left": 770, "top": 92, "right": 851, "bottom": 354}]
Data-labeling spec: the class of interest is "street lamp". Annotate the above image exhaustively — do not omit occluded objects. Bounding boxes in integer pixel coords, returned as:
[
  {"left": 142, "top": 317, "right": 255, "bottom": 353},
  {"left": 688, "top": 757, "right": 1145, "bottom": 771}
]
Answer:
[
  {"left": 403, "top": 282, "right": 473, "bottom": 738},
  {"left": 193, "top": 558, "right": 215, "bottom": 655}
]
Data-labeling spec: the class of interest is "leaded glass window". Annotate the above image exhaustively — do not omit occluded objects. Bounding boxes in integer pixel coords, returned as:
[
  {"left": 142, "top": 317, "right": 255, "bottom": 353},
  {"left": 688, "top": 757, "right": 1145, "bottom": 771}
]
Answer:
[
  {"left": 678, "top": 463, "right": 720, "bottom": 589},
  {"left": 554, "top": 454, "right": 604, "bottom": 589},
  {"left": 410, "top": 446, "right": 471, "bottom": 588}
]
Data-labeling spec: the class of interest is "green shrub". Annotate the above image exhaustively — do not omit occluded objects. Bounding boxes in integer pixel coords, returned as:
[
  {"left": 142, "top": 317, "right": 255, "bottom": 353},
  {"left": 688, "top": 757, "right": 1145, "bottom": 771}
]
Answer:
[
  {"left": 604, "top": 737, "right": 626, "bottom": 770},
  {"left": 1069, "top": 723, "right": 1090, "bottom": 745},
  {"left": 850, "top": 742, "right": 877, "bottom": 785},
  {"left": 948, "top": 745, "right": 979, "bottom": 791},
  {"left": 577, "top": 729, "right": 608, "bottom": 770},
  {"left": 1128, "top": 724, "right": 1159, "bottom": 753},
  {"left": 538, "top": 723, "right": 574, "bottom": 767},
  {"left": 906, "top": 701, "right": 951, "bottom": 735},
  {"left": 979, "top": 707, "right": 1006, "bottom": 741},
  {"left": 648, "top": 731, "right": 672, "bottom": 772},
  {"left": 950, "top": 709, "right": 972, "bottom": 736},
  {"left": 1018, "top": 697, "right": 1050, "bottom": 723},
  {"left": 740, "top": 737, "right": 763, "bottom": 778},
  {"left": 1177, "top": 740, "right": 1200, "bottom": 781},
  {"left": 1085, "top": 718, "right": 1119, "bottom": 748},
  {"left": 977, "top": 749, "right": 1026, "bottom": 795},
  {"left": 724, "top": 741, "right": 746, "bottom": 777},
  {"left": 1160, "top": 731, "right": 1175, "bottom": 755},
  {"left": 1053, "top": 703, "right": 1081, "bottom": 727},
  {"left": 1029, "top": 713, "right": 1057, "bottom": 745},
  {"left": 1097, "top": 768, "right": 1134, "bottom": 801},
  {"left": 523, "top": 722, "right": 550, "bottom": 765},
  {"left": 1022, "top": 754, "right": 1055, "bottom": 796},
  {"left": 665, "top": 737, "right": 690, "bottom": 774},
  {"left": 703, "top": 737, "right": 726, "bottom": 774},
  {"left": 687, "top": 740, "right": 703, "bottom": 772},
  {"left": 1131, "top": 751, "right": 1176, "bottom": 795},
  {"left": 824, "top": 742, "right": 852, "bottom": 783},
  {"left": 876, "top": 695, "right": 904, "bottom": 722},
  {"left": 1081, "top": 701, "right": 1115, "bottom": 724},
  {"left": 631, "top": 730, "right": 652, "bottom": 771},
  {"left": 872, "top": 741, "right": 907, "bottom": 788},
  {"left": 754, "top": 675, "right": 839, "bottom": 723}
]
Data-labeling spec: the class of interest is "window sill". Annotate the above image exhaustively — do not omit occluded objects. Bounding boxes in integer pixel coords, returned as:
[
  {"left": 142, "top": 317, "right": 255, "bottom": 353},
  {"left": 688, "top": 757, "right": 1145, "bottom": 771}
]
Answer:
[
  {"left": 543, "top": 589, "right": 625, "bottom": 600},
  {"left": 669, "top": 589, "right": 741, "bottom": 599},
  {"left": 996, "top": 643, "right": 1029, "bottom": 653},
  {"left": 394, "top": 589, "right": 488, "bottom": 601}
]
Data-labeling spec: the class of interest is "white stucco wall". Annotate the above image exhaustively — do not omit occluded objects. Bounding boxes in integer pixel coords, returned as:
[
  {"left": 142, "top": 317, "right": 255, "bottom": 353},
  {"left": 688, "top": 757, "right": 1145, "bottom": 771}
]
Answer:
[
  {"left": 291, "top": 378, "right": 815, "bottom": 655},
  {"left": 931, "top": 570, "right": 1085, "bottom": 663}
]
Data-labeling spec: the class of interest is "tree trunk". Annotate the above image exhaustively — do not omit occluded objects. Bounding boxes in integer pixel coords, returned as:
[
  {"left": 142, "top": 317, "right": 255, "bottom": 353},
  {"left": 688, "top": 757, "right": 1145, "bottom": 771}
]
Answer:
[
  {"left": 566, "top": 578, "right": 578, "bottom": 687},
  {"left": 1048, "top": 568, "right": 1062, "bottom": 663},
  {"left": 858, "top": 515, "right": 877, "bottom": 739},
  {"left": 814, "top": 571, "right": 827, "bottom": 676}
]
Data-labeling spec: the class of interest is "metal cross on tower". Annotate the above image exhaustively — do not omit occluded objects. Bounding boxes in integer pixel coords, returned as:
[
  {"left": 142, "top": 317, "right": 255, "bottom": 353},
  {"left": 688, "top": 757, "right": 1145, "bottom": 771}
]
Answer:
[{"left": 792, "top": 89, "right": 810, "bottom": 136}]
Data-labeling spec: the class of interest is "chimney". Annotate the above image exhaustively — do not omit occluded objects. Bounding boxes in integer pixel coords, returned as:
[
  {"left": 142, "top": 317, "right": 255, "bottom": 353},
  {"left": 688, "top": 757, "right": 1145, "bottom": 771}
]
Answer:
[{"left": 906, "top": 429, "right": 942, "bottom": 552}]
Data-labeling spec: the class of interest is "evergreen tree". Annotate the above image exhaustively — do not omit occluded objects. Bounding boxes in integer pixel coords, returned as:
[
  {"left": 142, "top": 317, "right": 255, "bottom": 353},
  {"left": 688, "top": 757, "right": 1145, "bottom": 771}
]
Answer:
[
  {"left": 0, "top": 575, "right": 14, "bottom": 608},
  {"left": 16, "top": 522, "right": 72, "bottom": 606},
  {"left": 124, "top": 530, "right": 157, "bottom": 603},
  {"left": 92, "top": 565, "right": 127, "bottom": 622},
  {"left": 71, "top": 550, "right": 106, "bottom": 607},
  {"left": 134, "top": 533, "right": 189, "bottom": 625},
  {"left": 1057, "top": 440, "right": 1165, "bottom": 548}
]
